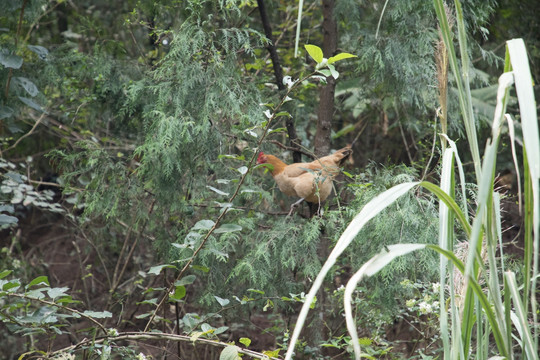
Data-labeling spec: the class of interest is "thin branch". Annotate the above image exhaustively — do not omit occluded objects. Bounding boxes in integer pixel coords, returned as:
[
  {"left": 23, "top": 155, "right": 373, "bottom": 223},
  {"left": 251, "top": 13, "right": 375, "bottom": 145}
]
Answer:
[
  {"left": 49, "top": 331, "right": 279, "bottom": 360},
  {"left": 6, "top": 293, "right": 108, "bottom": 335},
  {"left": 268, "top": 139, "right": 315, "bottom": 159},
  {"left": 3, "top": 113, "right": 46, "bottom": 153}
]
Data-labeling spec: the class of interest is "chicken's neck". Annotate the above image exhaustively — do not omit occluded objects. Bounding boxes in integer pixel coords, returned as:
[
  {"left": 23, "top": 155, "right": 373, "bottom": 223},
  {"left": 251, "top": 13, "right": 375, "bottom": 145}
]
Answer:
[{"left": 264, "top": 155, "right": 287, "bottom": 176}]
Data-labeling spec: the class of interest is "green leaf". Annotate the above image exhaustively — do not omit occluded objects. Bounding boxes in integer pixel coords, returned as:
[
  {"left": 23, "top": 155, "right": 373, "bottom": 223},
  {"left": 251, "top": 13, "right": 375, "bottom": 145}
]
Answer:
[
  {"left": 214, "top": 295, "right": 230, "bottom": 307},
  {"left": 47, "top": 287, "right": 69, "bottom": 299},
  {"left": 275, "top": 111, "right": 291, "bottom": 118},
  {"left": 27, "top": 45, "right": 48, "bottom": 60},
  {"left": 148, "top": 264, "right": 176, "bottom": 275},
  {"left": 27, "top": 276, "right": 49, "bottom": 289},
  {"left": 192, "top": 265, "right": 210, "bottom": 273},
  {"left": 316, "top": 69, "right": 332, "bottom": 77},
  {"left": 192, "top": 220, "right": 215, "bottom": 231},
  {"left": 239, "top": 337, "right": 251, "bottom": 347},
  {"left": 18, "top": 96, "right": 45, "bottom": 113},
  {"left": 247, "top": 288, "right": 265, "bottom": 295},
  {"left": 304, "top": 44, "right": 323, "bottom": 63},
  {"left": 0, "top": 106, "right": 13, "bottom": 120},
  {"left": 214, "top": 326, "right": 228, "bottom": 335},
  {"left": 0, "top": 52, "right": 23, "bottom": 69},
  {"left": 175, "top": 275, "right": 196, "bottom": 286},
  {"left": 0, "top": 270, "right": 12, "bottom": 279},
  {"left": 207, "top": 186, "right": 229, "bottom": 196},
  {"left": 2, "top": 279, "right": 20, "bottom": 291},
  {"left": 169, "top": 285, "right": 186, "bottom": 301},
  {"left": 82, "top": 310, "right": 113, "bottom": 318},
  {"left": 219, "top": 345, "right": 240, "bottom": 360},
  {"left": 263, "top": 349, "right": 280, "bottom": 358},
  {"left": 14, "top": 77, "right": 38, "bottom": 97},
  {"left": 214, "top": 224, "right": 242, "bottom": 234},
  {"left": 236, "top": 166, "right": 248, "bottom": 175},
  {"left": 327, "top": 64, "right": 339, "bottom": 79},
  {"left": 327, "top": 52, "right": 357, "bottom": 64},
  {"left": 0, "top": 214, "right": 18, "bottom": 225}
]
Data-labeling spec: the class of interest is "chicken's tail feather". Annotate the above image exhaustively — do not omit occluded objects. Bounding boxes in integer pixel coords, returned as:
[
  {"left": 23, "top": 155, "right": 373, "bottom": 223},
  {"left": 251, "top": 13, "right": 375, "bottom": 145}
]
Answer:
[{"left": 334, "top": 146, "right": 353, "bottom": 166}]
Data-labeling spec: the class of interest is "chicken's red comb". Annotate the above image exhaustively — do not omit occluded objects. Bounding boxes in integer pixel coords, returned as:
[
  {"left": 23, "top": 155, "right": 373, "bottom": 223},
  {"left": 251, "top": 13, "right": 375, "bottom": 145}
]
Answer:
[{"left": 257, "top": 152, "right": 265, "bottom": 163}]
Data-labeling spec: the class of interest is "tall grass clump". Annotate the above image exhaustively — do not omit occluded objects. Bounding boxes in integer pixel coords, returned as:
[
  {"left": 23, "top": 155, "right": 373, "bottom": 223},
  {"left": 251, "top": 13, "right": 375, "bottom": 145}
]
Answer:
[{"left": 284, "top": 0, "right": 539, "bottom": 359}]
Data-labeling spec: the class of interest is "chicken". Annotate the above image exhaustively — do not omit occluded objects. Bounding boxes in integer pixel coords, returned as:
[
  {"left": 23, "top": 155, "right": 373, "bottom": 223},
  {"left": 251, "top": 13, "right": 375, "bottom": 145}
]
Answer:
[{"left": 256, "top": 146, "right": 352, "bottom": 215}]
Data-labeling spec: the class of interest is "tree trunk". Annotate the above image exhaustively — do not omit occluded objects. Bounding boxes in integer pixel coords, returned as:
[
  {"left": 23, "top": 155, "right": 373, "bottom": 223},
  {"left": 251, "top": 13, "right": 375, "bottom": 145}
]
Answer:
[
  {"left": 314, "top": 0, "right": 337, "bottom": 157},
  {"left": 257, "top": 0, "right": 302, "bottom": 163}
]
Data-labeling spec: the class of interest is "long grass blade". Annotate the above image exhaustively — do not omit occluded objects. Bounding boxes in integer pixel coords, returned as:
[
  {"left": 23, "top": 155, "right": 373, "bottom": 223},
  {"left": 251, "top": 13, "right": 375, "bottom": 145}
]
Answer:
[
  {"left": 283, "top": 182, "right": 419, "bottom": 360},
  {"left": 440, "top": 134, "right": 469, "bottom": 223},
  {"left": 427, "top": 245, "right": 508, "bottom": 357},
  {"left": 507, "top": 38, "right": 539, "bottom": 353},
  {"left": 505, "top": 271, "right": 536, "bottom": 359},
  {"left": 437, "top": 148, "right": 454, "bottom": 357},
  {"left": 344, "top": 244, "right": 427, "bottom": 360},
  {"left": 294, "top": 0, "right": 304, "bottom": 57},
  {"left": 421, "top": 181, "right": 470, "bottom": 237}
]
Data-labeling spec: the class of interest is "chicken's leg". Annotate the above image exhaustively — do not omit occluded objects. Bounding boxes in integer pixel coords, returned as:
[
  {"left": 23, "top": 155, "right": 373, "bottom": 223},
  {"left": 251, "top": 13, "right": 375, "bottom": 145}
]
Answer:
[{"left": 287, "top": 198, "right": 305, "bottom": 216}]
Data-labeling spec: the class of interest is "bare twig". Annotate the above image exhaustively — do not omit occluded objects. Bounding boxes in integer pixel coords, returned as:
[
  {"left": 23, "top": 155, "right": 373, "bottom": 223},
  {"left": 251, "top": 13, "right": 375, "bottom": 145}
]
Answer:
[
  {"left": 6, "top": 292, "right": 108, "bottom": 335},
  {"left": 3, "top": 113, "right": 46, "bottom": 153},
  {"left": 49, "top": 331, "right": 280, "bottom": 360},
  {"left": 268, "top": 139, "right": 315, "bottom": 159}
]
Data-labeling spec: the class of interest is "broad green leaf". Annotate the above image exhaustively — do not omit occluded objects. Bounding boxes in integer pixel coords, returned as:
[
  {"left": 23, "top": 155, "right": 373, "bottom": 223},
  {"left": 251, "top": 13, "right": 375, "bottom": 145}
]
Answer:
[
  {"left": 214, "top": 326, "right": 228, "bottom": 335},
  {"left": 148, "top": 264, "right": 176, "bottom": 275},
  {"left": 175, "top": 275, "right": 196, "bottom": 286},
  {"left": 18, "top": 96, "right": 44, "bottom": 113},
  {"left": 82, "top": 310, "right": 112, "bottom": 318},
  {"left": 2, "top": 279, "right": 20, "bottom": 291},
  {"left": 316, "top": 69, "right": 332, "bottom": 77},
  {"left": 0, "top": 270, "right": 12, "bottom": 279},
  {"left": 327, "top": 64, "right": 339, "bottom": 79},
  {"left": 27, "top": 276, "right": 50, "bottom": 288},
  {"left": 220, "top": 345, "right": 240, "bottom": 360},
  {"left": 0, "top": 106, "right": 13, "bottom": 120},
  {"left": 304, "top": 44, "right": 323, "bottom": 63},
  {"left": 214, "top": 295, "right": 230, "bottom": 307},
  {"left": 27, "top": 45, "right": 48, "bottom": 60},
  {"left": 214, "top": 224, "right": 242, "bottom": 234},
  {"left": 47, "top": 287, "right": 69, "bottom": 299},
  {"left": 263, "top": 349, "right": 280, "bottom": 358},
  {"left": 192, "top": 265, "right": 209, "bottom": 273},
  {"left": 192, "top": 219, "right": 215, "bottom": 231},
  {"left": 275, "top": 111, "right": 291, "bottom": 118},
  {"left": 0, "top": 52, "right": 23, "bottom": 69},
  {"left": 328, "top": 52, "right": 357, "bottom": 64},
  {"left": 14, "top": 77, "right": 38, "bottom": 97},
  {"left": 0, "top": 214, "right": 18, "bottom": 225},
  {"left": 137, "top": 298, "right": 158, "bottom": 306},
  {"left": 239, "top": 337, "right": 251, "bottom": 347},
  {"left": 169, "top": 285, "right": 186, "bottom": 301},
  {"left": 201, "top": 323, "right": 214, "bottom": 333}
]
